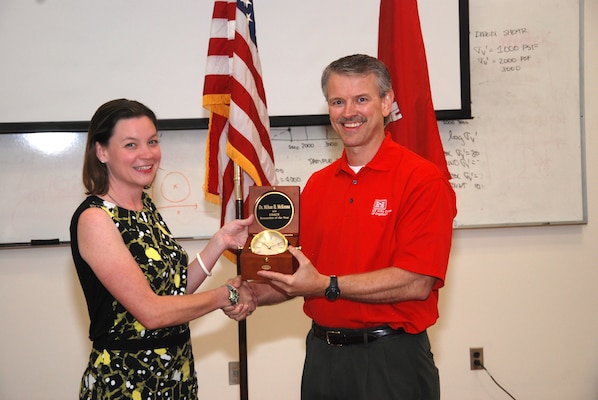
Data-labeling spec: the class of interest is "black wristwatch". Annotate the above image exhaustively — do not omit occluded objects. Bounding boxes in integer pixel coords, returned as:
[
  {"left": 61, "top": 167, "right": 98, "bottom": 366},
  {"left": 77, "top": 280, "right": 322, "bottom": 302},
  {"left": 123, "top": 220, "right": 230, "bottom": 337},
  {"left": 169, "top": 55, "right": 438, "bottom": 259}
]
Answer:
[{"left": 324, "top": 275, "right": 341, "bottom": 301}]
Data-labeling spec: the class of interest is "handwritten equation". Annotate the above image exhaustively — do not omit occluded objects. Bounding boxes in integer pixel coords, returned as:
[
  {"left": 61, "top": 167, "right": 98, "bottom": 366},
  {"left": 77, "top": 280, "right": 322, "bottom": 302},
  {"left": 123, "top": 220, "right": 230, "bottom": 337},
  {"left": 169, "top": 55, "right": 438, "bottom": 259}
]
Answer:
[
  {"left": 440, "top": 120, "right": 484, "bottom": 192},
  {"left": 473, "top": 27, "right": 544, "bottom": 73}
]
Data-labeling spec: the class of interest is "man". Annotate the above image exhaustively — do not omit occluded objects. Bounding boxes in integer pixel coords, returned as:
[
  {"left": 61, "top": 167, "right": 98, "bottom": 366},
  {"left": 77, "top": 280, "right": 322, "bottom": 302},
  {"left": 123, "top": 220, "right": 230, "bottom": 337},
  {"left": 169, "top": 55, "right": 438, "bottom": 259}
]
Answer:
[{"left": 247, "top": 54, "right": 456, "bottom": 400}]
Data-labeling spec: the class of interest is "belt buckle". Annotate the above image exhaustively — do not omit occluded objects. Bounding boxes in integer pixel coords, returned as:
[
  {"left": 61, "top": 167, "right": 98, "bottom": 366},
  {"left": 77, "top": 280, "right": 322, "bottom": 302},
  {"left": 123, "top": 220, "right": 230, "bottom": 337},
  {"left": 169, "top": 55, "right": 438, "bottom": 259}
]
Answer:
[{"left": 325, "top": 330, "right": 343, "bottom": 346}]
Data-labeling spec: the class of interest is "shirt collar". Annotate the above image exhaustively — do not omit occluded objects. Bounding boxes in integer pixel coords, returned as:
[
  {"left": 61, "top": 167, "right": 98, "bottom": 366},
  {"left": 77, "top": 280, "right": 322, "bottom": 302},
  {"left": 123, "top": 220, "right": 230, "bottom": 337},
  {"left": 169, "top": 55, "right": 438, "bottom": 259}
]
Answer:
[{"left": 337, "top": 132, "right": 398, "bottom": 175}]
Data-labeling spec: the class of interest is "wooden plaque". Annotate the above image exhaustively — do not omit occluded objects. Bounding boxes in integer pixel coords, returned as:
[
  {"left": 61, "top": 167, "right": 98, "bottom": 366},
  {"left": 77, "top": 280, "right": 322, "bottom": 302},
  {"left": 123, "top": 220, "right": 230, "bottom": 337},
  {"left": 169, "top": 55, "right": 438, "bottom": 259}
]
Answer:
[{"left": 240, "top": 186, "right": 299, "bottom": 280}]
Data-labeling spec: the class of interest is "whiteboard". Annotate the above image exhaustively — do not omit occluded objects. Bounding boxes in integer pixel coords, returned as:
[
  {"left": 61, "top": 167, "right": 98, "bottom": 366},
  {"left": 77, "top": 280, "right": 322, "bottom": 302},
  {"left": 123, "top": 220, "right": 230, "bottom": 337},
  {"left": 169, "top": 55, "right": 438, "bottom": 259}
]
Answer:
[
  {"left": 0, "top": 0, "right": 586, "bottom": 246},
  {"left": 0, "top": 0, "right": 466, "bottom": 124},
  {"left": 440, "top": 0, "right": 585, "bottom": 228}
]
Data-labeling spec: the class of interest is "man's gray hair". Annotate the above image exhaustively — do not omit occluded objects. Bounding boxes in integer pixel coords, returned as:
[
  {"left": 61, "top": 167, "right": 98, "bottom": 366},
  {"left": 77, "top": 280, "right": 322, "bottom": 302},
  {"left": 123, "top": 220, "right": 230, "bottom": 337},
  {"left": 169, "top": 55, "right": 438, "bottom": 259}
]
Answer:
[{"left": 320, "top": 54, "right": 393, "bottom": 100}]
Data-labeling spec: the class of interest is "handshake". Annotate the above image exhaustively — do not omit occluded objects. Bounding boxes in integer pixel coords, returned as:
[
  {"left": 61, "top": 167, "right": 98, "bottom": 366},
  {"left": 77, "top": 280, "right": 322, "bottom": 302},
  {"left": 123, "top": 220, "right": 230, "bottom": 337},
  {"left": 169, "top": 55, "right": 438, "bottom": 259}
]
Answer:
[
  {"left": 220, "top": 275, "right": 259, "bottom": 321},
  {"left": 219, "top": 245, "right": 324, "bottom": 321}
]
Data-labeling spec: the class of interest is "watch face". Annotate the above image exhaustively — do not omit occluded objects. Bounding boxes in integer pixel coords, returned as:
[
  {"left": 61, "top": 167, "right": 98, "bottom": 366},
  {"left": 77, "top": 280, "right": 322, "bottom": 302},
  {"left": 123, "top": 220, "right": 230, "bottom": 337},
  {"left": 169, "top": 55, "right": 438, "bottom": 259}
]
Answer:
[
  {"left": 325, "top": 276, "right": 340, "bottom": 301},
  {"left": 250, "top": 229, "right": 289, "bottom": 256},
  {"left": 325, "top": 287, "right": 340, "bottom": 300}
]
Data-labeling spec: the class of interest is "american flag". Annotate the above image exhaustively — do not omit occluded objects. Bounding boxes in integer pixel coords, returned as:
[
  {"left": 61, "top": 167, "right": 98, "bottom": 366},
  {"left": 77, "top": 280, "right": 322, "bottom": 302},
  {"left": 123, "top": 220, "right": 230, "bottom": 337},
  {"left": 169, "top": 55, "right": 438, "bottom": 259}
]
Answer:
[{"left": 203, "top": 0, "right": 277, "bottom": 226}]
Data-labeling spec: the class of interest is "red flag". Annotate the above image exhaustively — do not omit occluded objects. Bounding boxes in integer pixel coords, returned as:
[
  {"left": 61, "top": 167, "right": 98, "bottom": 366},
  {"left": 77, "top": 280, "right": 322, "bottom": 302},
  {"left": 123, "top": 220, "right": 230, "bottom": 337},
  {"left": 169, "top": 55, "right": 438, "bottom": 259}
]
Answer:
[
  {"left": 203, "top": 0, "right": 277, "bottom": 226},
  {"left": 378, "top": 0, "right": 451, "bottom": 179}
]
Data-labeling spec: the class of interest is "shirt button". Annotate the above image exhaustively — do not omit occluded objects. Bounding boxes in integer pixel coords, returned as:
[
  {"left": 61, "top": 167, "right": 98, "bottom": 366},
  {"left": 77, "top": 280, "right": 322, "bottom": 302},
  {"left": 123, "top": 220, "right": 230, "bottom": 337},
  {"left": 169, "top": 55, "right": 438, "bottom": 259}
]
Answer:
[
  {"left": 349, "top": 198, "right": 354, "bottom": 204},
  {"left": 352, "top": 179, "right": 357, "bottom": 185}
]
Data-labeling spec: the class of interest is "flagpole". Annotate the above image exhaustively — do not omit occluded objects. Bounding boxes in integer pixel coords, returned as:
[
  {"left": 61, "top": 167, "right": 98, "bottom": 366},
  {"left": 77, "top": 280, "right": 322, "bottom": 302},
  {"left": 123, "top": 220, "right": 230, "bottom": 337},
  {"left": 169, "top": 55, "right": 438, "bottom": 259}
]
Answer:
[{"left": 234, "top": 162, "right": 249, "bottom": 400}]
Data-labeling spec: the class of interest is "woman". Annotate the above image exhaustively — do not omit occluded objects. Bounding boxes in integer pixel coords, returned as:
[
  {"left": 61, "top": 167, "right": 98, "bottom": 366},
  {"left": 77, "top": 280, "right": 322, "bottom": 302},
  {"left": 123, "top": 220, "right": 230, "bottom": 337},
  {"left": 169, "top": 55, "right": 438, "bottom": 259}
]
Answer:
[{"left": 70, "top": 98, "right": 254, "bottom": 399}]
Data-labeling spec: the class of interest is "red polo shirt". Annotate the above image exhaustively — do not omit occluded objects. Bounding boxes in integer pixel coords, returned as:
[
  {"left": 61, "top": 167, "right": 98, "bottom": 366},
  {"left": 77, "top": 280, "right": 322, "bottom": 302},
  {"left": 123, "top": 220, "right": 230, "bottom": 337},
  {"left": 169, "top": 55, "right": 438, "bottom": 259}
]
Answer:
[{"left": 301, "top": 133, "right": 456, "bottom": 333}]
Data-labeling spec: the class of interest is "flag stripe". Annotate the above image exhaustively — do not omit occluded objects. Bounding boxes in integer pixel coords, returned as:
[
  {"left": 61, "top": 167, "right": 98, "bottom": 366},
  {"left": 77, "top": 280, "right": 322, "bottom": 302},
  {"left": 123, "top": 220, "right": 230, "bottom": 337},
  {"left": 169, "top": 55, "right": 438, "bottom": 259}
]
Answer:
[{"left": 206, "top": 40, "right": 231, "bottom": 58}]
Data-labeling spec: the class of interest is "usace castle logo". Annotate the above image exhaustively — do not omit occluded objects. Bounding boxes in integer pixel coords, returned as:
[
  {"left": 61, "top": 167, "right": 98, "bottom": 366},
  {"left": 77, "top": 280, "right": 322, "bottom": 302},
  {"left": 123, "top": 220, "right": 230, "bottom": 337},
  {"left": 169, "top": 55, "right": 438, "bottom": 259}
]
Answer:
[{"left": 371, "top": 199, "right": 392, "bottom": 217}]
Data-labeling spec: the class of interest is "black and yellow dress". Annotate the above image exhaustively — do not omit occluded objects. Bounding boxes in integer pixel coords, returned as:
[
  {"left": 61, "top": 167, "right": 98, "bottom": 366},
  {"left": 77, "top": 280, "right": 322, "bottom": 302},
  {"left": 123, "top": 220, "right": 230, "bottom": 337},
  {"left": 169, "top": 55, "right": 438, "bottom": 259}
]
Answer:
[{"left": 70, "top": 192, "right": 198, "bottom": 399}]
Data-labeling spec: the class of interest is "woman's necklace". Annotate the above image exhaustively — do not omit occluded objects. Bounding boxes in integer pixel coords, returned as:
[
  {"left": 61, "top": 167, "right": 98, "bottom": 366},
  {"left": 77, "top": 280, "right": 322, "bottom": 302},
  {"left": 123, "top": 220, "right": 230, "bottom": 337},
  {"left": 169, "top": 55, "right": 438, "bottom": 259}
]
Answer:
[{"left": 105, "top": 192, "right": 123, "bottom": 208}]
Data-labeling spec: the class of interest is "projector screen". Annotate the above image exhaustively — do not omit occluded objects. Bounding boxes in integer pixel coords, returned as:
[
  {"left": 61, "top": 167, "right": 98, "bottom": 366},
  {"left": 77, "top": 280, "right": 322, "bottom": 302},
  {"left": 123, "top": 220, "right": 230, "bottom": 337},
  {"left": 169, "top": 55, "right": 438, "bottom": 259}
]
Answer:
[{"left": 0, "top": 0, "right": 468, "bottom": 128}]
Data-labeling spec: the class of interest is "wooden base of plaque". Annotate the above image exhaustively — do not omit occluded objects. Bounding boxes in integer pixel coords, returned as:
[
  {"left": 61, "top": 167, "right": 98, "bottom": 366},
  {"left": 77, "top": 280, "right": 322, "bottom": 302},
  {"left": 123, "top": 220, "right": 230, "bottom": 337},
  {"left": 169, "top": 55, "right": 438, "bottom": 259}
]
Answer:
[{"left": 240, "top": 237, "right": 299, "bottom": 280}]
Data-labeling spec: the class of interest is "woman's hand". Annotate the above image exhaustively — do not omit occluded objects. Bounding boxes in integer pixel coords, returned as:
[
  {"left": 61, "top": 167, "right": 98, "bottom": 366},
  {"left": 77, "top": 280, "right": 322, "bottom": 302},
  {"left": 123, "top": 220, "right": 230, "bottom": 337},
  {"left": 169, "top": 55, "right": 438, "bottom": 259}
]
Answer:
[
  {"left": 221, "top": 275, "right": 257, "bottom": 321},
  {"left": 217, "top": 215, "right": 254, "bottom": 250}
]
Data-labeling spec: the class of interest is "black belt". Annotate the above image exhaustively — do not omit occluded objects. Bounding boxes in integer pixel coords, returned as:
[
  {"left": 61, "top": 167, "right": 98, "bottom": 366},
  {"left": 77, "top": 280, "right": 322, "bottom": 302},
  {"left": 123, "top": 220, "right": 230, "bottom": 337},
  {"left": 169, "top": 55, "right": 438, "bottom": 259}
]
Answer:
[
  {"left": 312, "top": 323, "right": 405, "bottom": 346},
  {"left": 93, "top": 330, "right": 190, "bottom": 351}
]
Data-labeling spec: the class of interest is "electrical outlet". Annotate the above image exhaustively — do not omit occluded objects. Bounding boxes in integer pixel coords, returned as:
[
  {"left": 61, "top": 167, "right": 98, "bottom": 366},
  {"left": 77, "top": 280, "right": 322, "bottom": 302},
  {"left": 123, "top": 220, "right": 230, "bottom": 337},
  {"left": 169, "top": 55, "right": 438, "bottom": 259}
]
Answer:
[
  {"left": 469, "top": 347, "right": 484, "bottom": 370},
  {"left": 228, "top": 361, "right": 240, "bottom": 385}
]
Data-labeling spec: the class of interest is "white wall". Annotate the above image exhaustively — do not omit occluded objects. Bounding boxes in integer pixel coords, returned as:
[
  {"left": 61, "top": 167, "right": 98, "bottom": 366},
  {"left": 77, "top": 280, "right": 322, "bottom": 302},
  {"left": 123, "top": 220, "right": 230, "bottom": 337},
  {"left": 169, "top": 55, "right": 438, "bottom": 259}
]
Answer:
[{"left": 1, "top": 2, "right": 597, "bottom": 399}]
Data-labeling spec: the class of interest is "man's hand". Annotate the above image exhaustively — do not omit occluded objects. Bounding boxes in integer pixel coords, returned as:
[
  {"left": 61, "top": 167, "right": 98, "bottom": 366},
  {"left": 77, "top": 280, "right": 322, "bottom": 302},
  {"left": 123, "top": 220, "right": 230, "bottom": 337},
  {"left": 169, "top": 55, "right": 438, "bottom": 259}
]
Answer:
[{"left": 256, "top": 246, "right": 328, "bottom": 298}]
